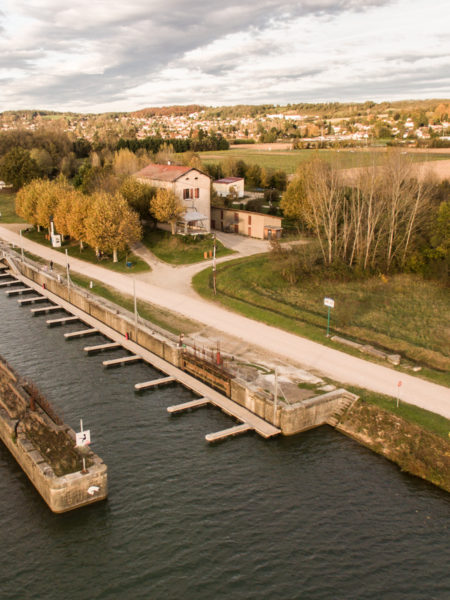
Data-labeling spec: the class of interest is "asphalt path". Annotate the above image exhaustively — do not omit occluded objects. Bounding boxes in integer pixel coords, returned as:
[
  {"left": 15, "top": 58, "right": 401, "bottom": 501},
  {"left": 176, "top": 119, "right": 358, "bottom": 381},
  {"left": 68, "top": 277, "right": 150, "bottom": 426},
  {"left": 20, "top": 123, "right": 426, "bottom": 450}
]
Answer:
[{"left": 1, "top": 224, "right": 449, "bottom": 419}]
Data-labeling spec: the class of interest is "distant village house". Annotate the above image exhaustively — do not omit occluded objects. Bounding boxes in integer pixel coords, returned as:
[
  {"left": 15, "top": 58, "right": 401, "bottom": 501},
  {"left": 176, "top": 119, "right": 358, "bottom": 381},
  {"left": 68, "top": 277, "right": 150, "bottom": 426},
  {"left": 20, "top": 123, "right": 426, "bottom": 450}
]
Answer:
[
  {"left": 134, "top": 164, "right": 211, "bottom": 233},
  {"left": 213, "top": 177, "right": 245, "bottom": 199}
]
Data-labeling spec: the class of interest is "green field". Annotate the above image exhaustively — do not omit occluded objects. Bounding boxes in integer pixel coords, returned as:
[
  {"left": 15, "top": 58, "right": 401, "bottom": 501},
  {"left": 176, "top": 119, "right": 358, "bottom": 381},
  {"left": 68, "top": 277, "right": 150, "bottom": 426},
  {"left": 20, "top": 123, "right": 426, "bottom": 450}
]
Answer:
[
  {"left": 142, "top": 229, "right": 234, "bottom": 264},
  {"left": 199, "top": 148, "right": 450, "bottom": 174},
  {"left": 193, "top": 254, "right": 450, "bottom": 383},
  {"left": 23, "top": 229, "right": 150, "bottom": 274},
  {"left": 0, "top": 192, "right": 26, "bottom": 224}
]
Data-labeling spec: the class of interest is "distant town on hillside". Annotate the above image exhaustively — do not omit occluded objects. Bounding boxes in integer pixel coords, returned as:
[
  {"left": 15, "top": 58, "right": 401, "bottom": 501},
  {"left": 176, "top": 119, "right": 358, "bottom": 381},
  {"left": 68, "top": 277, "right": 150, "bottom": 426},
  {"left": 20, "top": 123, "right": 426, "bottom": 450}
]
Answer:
[{"left": 1, "top": 99, "right": 450, "bottom": 148}]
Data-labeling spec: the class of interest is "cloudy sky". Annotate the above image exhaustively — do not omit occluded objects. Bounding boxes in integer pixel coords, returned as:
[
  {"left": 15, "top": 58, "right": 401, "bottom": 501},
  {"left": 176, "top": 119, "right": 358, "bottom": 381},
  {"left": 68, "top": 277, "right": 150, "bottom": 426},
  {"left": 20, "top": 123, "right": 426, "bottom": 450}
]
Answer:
[{"left": 1, "top": 0, "right": 449, "bottom": 113}]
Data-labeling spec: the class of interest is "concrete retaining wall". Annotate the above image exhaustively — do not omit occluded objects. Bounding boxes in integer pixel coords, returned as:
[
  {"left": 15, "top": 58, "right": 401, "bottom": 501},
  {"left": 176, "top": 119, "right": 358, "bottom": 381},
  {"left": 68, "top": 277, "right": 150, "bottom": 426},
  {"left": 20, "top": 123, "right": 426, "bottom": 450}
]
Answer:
[{"left": 16, "top": 262, "right": 182, "bottom": 369}]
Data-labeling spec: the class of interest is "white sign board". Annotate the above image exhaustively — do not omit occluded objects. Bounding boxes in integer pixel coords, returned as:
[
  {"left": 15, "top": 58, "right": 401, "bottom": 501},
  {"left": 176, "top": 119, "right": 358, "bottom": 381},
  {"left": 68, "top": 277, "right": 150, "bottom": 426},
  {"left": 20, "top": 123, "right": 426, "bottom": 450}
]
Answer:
[
  {"left": 76, "top": 430, "right": 91, "bottom": 447},
  {"left": 51, "top": 234, "right": 62, "bottom": 248},
  {"left": 324, "top": 297, "right": 335, "bottom": 308}
]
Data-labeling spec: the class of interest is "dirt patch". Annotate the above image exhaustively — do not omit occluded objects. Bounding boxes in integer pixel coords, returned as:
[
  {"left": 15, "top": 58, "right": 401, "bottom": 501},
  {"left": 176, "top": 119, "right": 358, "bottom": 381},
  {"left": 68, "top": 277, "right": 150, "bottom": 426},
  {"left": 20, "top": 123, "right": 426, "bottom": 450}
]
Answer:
[{"left": 338, "top": 401, "right": 450, "bottom": 492}]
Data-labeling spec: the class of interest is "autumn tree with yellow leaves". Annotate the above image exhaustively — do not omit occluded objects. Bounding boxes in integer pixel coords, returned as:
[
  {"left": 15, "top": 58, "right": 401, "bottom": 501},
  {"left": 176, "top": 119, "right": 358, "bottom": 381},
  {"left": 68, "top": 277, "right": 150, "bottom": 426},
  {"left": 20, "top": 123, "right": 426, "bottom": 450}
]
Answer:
[
  {"left": 85, "top": 192, "right": 142, "bottom": 262},
  {"left": 150, "top": 188, "right": 185, "bottom": 235}
]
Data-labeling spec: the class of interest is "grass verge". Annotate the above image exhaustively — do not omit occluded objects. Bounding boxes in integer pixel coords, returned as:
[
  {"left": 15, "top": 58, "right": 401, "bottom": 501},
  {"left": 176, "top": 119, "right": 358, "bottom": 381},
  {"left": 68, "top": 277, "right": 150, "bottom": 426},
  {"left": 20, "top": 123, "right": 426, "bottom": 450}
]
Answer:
[
  {"left": 0, "top": 191, "right": 26, "bottom": 224},
  {"left": 23, "top": 228, "right": 150, "bottom": 274},
  {"left": 142, "top": 228, "right": 234, "bottom": 264},
  {"left": 192, "top": 255, "right": 450, "bottom": 387},
  {"left": 70, "top": 273, "right": 200, "bottom": 336}
]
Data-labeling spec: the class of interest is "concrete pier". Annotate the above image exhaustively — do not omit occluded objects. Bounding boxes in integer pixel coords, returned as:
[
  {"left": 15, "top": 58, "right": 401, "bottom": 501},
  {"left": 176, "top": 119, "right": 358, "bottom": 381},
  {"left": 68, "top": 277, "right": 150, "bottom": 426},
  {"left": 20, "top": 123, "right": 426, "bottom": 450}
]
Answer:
[
  {"left": 167, "top": 398, "right": 210, "bottom": 414},
  {"left": 18, "top": 295, "right": 47, "bottom": 305},
  {"left": 135, "top": 376, "right": 176, "bottom": 391},
  {"left": 5, "top": 286, "right": 34, "bottom": 296},
  {"left": 46, "top": 316, "right": 80, "bottom": 326},
  {"left": 84, "top": 342, "right": 121, "bottom": 354},
  {"left": 31, "top": 305, "right": 61, "bottom": 315},
  {"left": 102, "top": 355, "right": 141, "bottom": 367},
  {"left": 0, "top": 279, "right": 21, "bottom": 288},
  {"left": 64, "top": 328, "right": 99, "bottom": 339},
  {"left": 205, "top": 423, "right": 253, "bottom": 443}
]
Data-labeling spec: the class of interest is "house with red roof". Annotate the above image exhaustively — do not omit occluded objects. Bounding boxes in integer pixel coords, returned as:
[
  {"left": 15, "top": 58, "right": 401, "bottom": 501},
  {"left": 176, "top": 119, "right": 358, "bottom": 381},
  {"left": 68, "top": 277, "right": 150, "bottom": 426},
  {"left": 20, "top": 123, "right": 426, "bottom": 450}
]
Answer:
[{"left": 133, "top": 163, "right": 211, "bottom": 233}]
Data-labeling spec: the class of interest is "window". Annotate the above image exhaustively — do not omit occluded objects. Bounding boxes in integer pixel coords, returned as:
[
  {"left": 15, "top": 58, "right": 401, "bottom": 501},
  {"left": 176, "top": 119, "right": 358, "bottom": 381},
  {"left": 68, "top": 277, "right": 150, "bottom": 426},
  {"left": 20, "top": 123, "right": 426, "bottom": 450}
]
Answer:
[
  {"left": 234, "top": 212, "right": 239, "bottom": 222},
  {"left": 195, "top": 188, "right": 200, "bottom": 198},
  {"left": 248, "top": 215, "right": 252, "bottom": 225},
  {"left": 183, "top": 189, "right": 189, "bottom": 200}
]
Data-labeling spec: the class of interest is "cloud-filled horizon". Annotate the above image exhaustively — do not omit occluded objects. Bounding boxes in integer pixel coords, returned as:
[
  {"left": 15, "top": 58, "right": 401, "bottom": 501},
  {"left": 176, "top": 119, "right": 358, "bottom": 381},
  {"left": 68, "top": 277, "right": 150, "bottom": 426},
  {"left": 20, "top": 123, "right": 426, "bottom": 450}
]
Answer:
[{"left": 1, "top": 0, "right": 449, "bottom": 113}]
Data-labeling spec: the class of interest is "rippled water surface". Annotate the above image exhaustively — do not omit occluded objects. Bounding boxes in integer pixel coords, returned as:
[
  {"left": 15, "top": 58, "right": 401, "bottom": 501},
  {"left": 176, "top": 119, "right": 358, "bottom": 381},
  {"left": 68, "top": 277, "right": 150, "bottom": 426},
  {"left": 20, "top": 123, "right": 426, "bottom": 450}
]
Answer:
[{"left": 0, "top": 287, "right": 448, "bottom": 600}]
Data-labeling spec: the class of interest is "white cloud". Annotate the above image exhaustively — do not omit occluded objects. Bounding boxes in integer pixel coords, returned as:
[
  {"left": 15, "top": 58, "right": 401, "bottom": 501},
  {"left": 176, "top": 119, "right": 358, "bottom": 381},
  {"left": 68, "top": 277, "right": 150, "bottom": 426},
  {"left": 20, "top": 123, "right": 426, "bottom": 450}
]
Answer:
[{"left": 0, "top": 0, "right": 449, "bottom": 112}]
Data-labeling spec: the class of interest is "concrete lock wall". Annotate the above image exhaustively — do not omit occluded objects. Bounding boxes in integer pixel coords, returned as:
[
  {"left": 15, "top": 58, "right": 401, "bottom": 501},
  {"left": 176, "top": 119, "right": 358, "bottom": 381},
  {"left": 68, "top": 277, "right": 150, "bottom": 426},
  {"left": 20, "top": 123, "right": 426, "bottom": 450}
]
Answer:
[{"left": 15, "top": 261, "right": 183, "bottom": 370}]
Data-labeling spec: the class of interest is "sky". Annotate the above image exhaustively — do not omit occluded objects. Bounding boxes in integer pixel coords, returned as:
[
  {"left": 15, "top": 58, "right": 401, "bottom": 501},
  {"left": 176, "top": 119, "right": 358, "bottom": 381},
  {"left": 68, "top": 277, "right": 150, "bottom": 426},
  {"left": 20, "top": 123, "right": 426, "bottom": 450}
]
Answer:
[{"left": 1, "top": 0, "right": 449, "bottom": 113}]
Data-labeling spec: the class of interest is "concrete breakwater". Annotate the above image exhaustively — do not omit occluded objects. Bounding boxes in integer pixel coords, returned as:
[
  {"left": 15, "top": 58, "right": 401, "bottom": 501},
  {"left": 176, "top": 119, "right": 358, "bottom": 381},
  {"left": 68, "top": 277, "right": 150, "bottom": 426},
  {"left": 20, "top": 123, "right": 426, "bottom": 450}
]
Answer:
[
  {"left": 0, "top": 356, "right": 107, "bottom": 513},
  {"left": 1, "top": 253, "right": 358, "bottom": 437}
]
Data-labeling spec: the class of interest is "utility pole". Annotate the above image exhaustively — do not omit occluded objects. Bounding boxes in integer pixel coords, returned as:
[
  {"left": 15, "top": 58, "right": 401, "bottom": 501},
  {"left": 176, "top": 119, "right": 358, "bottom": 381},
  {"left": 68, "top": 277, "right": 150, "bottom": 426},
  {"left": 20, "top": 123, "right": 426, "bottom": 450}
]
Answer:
[
  {"left": 133, "top": 278, "right": 138, "bottom": 339},
  {"left": 273, "top": 367, "right": 278, "bottom": 423},
  {"left": 20, "top": 229, "right": 24, "bottom": 262},
  {"left": 212, "top": 233, "right": 217, "bottom": 296},
  {"left": 65, "top": 248, "right": 70, "bottom": 302}
]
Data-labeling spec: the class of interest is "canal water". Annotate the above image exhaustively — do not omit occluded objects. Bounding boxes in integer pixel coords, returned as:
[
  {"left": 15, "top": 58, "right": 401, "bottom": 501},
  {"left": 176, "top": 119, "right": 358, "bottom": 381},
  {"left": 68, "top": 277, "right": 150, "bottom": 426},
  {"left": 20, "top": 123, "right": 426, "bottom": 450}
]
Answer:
[{"left": 0, "top": 288, "right": 448, "bottom": 600}]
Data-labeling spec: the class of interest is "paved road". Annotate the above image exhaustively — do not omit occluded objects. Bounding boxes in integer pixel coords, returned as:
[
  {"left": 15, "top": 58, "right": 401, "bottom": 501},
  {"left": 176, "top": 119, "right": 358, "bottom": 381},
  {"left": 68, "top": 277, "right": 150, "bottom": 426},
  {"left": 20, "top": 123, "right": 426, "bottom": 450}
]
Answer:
[{"left": 1, "top": 224, "right": 449, "bottom": 419}]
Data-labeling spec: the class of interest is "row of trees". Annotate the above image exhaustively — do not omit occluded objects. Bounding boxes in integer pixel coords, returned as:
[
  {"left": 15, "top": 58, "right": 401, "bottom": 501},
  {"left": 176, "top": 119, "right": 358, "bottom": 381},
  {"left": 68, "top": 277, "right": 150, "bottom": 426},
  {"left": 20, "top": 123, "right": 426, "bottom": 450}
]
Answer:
[
  {"left": 15, "top": 179, "right": 142, "bottom": 262},
  {"left": 280, "top": 153, "right": 448, "bottom": 274}
]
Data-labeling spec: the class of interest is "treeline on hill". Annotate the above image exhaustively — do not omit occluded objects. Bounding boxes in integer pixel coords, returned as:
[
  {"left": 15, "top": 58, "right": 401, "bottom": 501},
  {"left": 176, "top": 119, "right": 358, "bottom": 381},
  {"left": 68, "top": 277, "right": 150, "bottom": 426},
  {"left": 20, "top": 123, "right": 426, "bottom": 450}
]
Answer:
[
  {"left": 117, "top": 133, "right": 229, "bottom": 153},
  {"left": 277, "top": 153, "right": 449, "bottom": 282}
]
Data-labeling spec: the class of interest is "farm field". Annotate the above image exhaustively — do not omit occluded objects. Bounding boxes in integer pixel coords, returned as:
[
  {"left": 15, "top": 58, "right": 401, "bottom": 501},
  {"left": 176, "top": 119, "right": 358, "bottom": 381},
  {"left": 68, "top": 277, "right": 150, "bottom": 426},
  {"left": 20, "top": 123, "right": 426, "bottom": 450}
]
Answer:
[{"left": 199, "top": 147, "right": 450, "bottom": 174}]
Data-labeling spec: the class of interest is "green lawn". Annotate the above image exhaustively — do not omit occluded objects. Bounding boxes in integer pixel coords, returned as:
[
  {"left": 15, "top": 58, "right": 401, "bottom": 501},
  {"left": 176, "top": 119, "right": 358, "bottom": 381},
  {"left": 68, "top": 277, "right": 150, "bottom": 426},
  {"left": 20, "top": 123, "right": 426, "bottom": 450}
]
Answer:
[
  {"left": 70, "top": 274, "right": 200, "bottom": 336},
  {"left": 0, "top": 191, "right": 26, "bottom": 224},
  {"left": 23, "top": 229, "right": 150, "bottom": 274},
  {"left": 193, "top": 254, "right": 450, "bottom": 385},
  {"left": 142, "top": 228, "right": 234, "bottom": 264},
  {"left": 198, "top": 148, "right": 450, "bottom": 175}
]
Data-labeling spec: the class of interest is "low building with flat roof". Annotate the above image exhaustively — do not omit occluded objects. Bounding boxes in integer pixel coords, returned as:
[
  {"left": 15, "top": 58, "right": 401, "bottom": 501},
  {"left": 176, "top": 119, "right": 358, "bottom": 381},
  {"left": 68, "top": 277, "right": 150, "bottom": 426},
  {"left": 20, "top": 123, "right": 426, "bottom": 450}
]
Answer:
[{"left": 211, "top": 207, "right": 282, "bottom": 240}]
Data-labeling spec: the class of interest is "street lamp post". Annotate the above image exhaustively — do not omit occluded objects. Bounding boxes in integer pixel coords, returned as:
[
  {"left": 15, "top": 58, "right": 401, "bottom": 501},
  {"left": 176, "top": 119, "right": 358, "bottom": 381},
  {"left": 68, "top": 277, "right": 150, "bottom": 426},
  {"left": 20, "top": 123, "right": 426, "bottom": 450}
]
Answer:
[
  {"left": 65, "top": 249, "right": 70, "bottom": 302},
  {"left": 212, "top": 233, "right": 217, "bottom": 296}
]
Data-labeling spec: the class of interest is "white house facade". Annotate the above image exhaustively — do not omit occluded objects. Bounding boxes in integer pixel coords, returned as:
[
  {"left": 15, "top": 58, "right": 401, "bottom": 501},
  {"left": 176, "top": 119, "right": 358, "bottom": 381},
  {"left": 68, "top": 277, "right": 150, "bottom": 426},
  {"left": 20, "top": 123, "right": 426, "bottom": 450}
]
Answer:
[
  {"left": 134, "top": 164, "right": 211, "bottom": 233},
  {"left": 213, "top": 177, "right": 245, "bottom": 198}
]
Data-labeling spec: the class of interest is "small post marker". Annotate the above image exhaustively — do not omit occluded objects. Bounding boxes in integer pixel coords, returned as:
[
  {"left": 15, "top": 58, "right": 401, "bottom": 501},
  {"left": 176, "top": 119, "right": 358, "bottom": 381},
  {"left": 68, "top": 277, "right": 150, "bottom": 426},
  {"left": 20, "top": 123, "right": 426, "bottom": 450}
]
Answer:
[
  {"left": 324, "top": 297, "right": 335, "bottom": 337},
  {"left": 397, "top": 380, "right": 402, "bottom": 408}
]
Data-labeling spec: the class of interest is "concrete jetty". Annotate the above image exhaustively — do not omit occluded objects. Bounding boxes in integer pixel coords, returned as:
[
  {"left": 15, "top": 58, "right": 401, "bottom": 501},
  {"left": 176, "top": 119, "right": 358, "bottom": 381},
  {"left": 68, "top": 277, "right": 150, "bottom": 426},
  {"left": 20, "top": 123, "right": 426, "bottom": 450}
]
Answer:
[
  {"left": 167, "top": 398, "right": 210, "bottom": 414},
  {"left": 84, "top": 342, "right": 121, "bottom": 354},
  {"left": 5, "top": 286, "right": 34, "bottom": 296},
  {"left": 135, "top": 376, "right": 176, "bottom": 391},
  {"left": 64, "top": 328, "right": 99, "bottom": 339},
  {"left": 18, "top": 295, "right": 47, "bottom": 305},
  {"left": 102, "top": 355, "right": 141, "bottom": 367},
  {"left": 31, "top": 305, "right": 62, "bottom": 315},
  {"left": 46, "top": 315, "right": 80, "bottom": 326},
  {"left": 205, "top": 423, "right": 253, "bottom": 443},
  {"left": 0, "top": 279, "right": 21, "bottom": 287}
]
